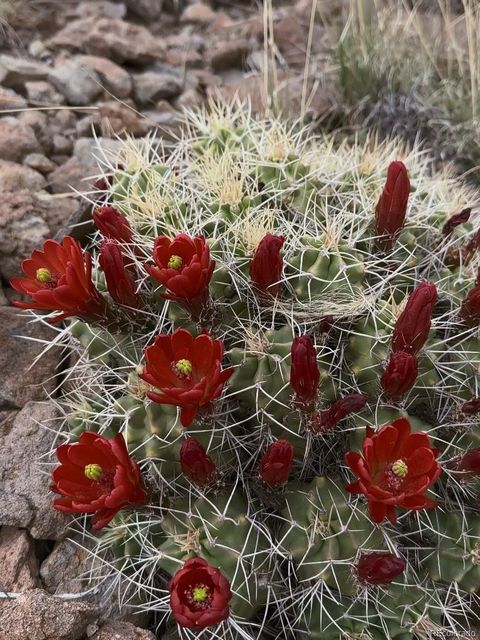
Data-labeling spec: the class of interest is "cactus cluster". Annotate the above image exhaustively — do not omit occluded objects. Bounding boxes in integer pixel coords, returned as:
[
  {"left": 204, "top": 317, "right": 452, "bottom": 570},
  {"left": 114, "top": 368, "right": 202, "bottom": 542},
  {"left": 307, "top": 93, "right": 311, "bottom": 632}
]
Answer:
[{"left": 12, "top": 100, "right": 480, "bottom": 639}]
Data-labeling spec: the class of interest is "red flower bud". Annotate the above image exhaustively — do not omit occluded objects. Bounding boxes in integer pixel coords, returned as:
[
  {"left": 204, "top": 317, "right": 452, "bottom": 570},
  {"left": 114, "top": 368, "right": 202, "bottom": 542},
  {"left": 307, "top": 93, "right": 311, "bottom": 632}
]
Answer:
[
  {"left": 456, "top": 448, "right": 480, "bottom": 477},
  {"left": 309, "top": 394, "right": 368, "bottom": 433},
  {"left": 462, "top": 228, "right": 480, "bottom": 265},
  {"left": 442, "top": 208, "right": 471, "bottom": 235},
  {"left": 375, "top": 161, "right": 410, "bottom": 250},
  {"left": 290, "top": 335, "right": 320, "bottom": 408},
  {"left": 381, "top": 351, "right": 418, "bottom": 400},
  {"left": 356, "top": 552, "right": 406, "bottom": 585},
  {"left": 249, "top": 233, "right": 284, "bottom": 297},
  {"left": 99, "top": 240, "right": 140, "bottom": 308},
  {"left": 392, "top": 282, "right": 437, "bottom": 354},
  {"left": 93, "top": 206, "right": 133, "bottom": 244},
  {"left": 180, "top": 438, "right": 217, "bottom": 486},
  {"left": 259, "top": 439, "right": 294, "bottom": 486},
  {"left": 460, "top": 397, "right": 480, "bottom": 416},
  {"left": 460, "top": 283, "right": 480, "bottom": 326}
]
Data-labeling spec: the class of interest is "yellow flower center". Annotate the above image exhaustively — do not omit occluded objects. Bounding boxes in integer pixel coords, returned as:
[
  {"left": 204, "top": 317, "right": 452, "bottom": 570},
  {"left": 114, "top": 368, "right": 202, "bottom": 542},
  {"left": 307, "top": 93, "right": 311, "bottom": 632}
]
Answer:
[
  {"left": 175, "top": 359, "right": 193, "bottom": 376},
  {"left": 392, "top": 459, "right": 408, "bottom": 478},
  {"left": 36, "top": 268, "right": 52, "bottom": 283},
  {"left": 168, "top": 255, "right": 183, "bottom": 270},
  {"left": 192, "top": 586, "right": 209, "bottom": 603},
  {"left": 84, "top": 463, "right": 103, "bottom": 481}
]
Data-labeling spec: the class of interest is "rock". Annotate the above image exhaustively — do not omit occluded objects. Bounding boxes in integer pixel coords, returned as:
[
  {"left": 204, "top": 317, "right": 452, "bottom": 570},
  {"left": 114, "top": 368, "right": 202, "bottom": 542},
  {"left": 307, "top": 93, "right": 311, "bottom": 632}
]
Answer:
[
  {"left": 41, "top": 538, "right": 97, "bottom": 595},
  {"left": 25, "top": 80, "right": 66, "bottom": 105},
  {"left": 74, "top": 0, "right": 127, "bottom": 19},
  {"left": 77, "top": 55, "right": 132, "bottom": 99},
  {"left": 0, "top": 589, "right": 98, "bottom": 640},
  {"left": 0, "top": 190, "right": 79, "bottom": 280},
  {"left": 0, "top": 87, "right": 27, "bottom": 110},
  {"left": 0, "top": 527, "right": 40, "bottom": 591},
  {"left": 91, "top": 620, "right": 157, "bottom": 640},
  {"left": 53, "top": 133, "right": 74, "bottom": 155},
  {"left": 0, "top": 117, "right": 41, "bottom": 162},
  {"left": 23, "top": 153, "right": 57, "bottom": 174},
  {"left": 98, "top": 101, "right": 149, "bottom": 136},
  {"left": 49, "top": 59, "right": 102, "bottom": 106},
  {"left": 133, "top": 70, "right": 183, "bottom": 105},
  {"left": 48, "top": 17, "right": 165, "bottom": 65},
  {"left": 125, "top": 0, "right": 163, "bottom": 20},
  {"left": 0, "top": 309, "right": 62, "bottom": 407},
  {"left": 0, "top": 402, "right": 68, "bottom": 538},
  {"left": 0, "top": 160, "right": 46, "bottom": 192},
  {"left": 49, "top": 137, "right": 122, "bottom": 194},
  {"left": 0, "top": 54, "right": 50, "bottom": 91},
  {"left": 28, "top": 40, "right": 50, "bottom": 60},
  {"left": 17, "top": 111, "right": 51, "bottom": 154},
  {"left": 208, "top": 39, "right": 250, "bottom": 71},
  {"left": 181, "top": 1, "right": 216, "bottom": 24}
]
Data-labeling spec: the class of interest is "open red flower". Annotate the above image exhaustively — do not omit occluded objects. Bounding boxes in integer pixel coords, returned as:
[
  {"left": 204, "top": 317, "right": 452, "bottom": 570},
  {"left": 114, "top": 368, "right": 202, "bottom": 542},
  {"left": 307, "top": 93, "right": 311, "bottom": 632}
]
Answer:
[
  {"left": 145, "top": 234, "right": 215, "bottom": 317},
  {"left": 180, "top": 438, "right": 217, "bottom": 486},
  {"left": 259, "top": 439, "right": 294, "bottom": 486},
  {"left": 356, "top": 552, "right": 405, "bottom": 585},
  {"left": 345, "top": 418, "right": 441, "bottom": 523},
  {"left": 140, "top": 329, "right": 234, "bottom": 427},
  {"left": 99, "top": 239, "right": 140, "bottom": 308},
  {"left": 392, "top": 282, "right": 437, "bottom": 354},
  {"left": 290, "top": 335, "right": 320, "bottom": 409},
  {"left": 93, "top": 206, "right": 133, "bottom": 244},
  {"left": 51, "top": 431, "right": 146, "bottom": 531},
  {"left": 375, "top": 161, "right": 410, "bottom": 250},
  {"left": 249, "top": 233, "right": 284, "bottom": 296},
  {"left": 10, "top": 236, "right": 108, "bottom": 323},
  {"left": 169, "top": 557, "right": 231, "bottom": 629}
]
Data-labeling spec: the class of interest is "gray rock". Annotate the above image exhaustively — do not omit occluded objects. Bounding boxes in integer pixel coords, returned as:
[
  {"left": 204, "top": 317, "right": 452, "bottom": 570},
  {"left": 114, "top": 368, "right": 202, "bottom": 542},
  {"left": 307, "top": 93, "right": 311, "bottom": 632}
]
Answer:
[
  {"left": 0, "top": 86, "right": 27, "bottom": 110},
  {"left": 73, "top": 136, "right": 122, "bottom": 166},
  {"left": 91, "top": 620, "right": 157, "bottom": 640},
  {"left": 0, "top": 589, "right": 98, "bottom": 640},
  {"left": 0, "top": 190, "right": 79, "bottom": 279},
  {"left": 48, "top": 17, "right": 165, "bottom": 65},
  {"left": 40, "top": 538, "right": 95, "bottom": 595},
  {"left": 49, "top": 59, "right": 102, "bottom": 106},
  {"left": 77, "top": 55, "right": 132, "bottom": 99},
  {"left": 23, "top": 153, "right": 57, "bottom": 174},
  {"left": 74, "top": 0, "right": 127, "bottom": 19},
  {"left": 0, "top": 402, "right": 69, "bottom": 539},
  {"left": 0, "top": 527, "right": 40, "bottom": 591},
  {"left": 0, "top": 160, "right": 46, "bottom": 192},
  {"left": 25, "top": 80, "right": 66, "bottom": 105},
  {"left": 208, "top": 39, "right": 250, "bottom": 71},
  {"left": 133, "top": 71, "right": 183, "bottom": 105},
  {"left": 0, "top": 117, "right": 41, "bottom": 162},
  {"left": 125, "top": 0, "right": 163, "bottom": 20},
  {"left": 0, "top": 54, "right": 50, "bottom": 91},
  {"left": 181, "top": 1, "right": 216, "bottom": 24}
]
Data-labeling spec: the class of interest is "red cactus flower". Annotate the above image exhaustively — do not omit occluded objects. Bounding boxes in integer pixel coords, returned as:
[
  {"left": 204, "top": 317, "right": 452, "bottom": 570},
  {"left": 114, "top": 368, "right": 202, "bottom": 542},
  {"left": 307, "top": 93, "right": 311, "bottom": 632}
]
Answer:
[
  {"left": 442, "top": 208, "right": 471, "bottom": 236},
  {"left": 140, "top": 329, "right": 234, "bottom": 427},
  {"left": 180, "top": 438, "right": 217, "bottom": 486},
  {"left": 345, "top": 418, "right": 441, "bottom": 523},
  {"left": 259, "top": 439, "right": 294, "bottom": 486},
  {"left": 169, "top": 557, "right": 231, "bottom": 629},
  {"left": 99, "top": 239, "right": 140, "bottom": 308},
  {"left": 392, "top": 282, "right": 437, "bottom": 354},
  {"left": 309, "top": 394, "right": 368, "bottom": 433},
  {"left": 249, "top": 233, "right": 284, "bottom": 297},
  {"left": 462, "top": 228, "right": 480, "bottom": 265},
  {"left": 145, "top": 234, "right": 215, "bottom": 317},
  {"left": 356, "top": 552, "right": 405, "bottom": 585},
  {"left": 10, "top": 236, "right": 108, "bottom": 323},
  {"left": 381, "top": 351, "right": 418, "bottom": 400},
  {"left": 290, "top": 335, "right": 320, "bottom": 409},
  {"left": 375, "top": 161, "right": 410, "bottom": 250},
  {"left": 460, "top": 283, "right": 480, "bottom": 326},
  {"left": 93, "top": 206, "right": 133, "bottom": 244},
  {"left": 51, "top": 431, "right": 146, "bottom": 531},
  {"left": 456, "top": 449, "right": 480, "bottom": 480}
]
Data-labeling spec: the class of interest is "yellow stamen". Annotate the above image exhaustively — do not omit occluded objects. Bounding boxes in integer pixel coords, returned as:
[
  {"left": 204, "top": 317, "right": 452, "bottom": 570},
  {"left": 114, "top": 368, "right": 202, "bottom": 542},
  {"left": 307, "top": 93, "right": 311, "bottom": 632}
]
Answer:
[
  {"left": 192, "top": 586, "right": 209, "bottom": 603},
  {"left": 175, "top": 359, "right": 193, "bottom": 376},
  {"left": 392, "top": 459, "right": 408, "bottom": 478},
  {"left": 84, "top": 463, "right": 103, "bottom": 481},
  {"left": 168, "top": 255, "right": 183, "bottom": 270},
  {"left": 36, "top": 268, "right": 52, "bottom": 283}
]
